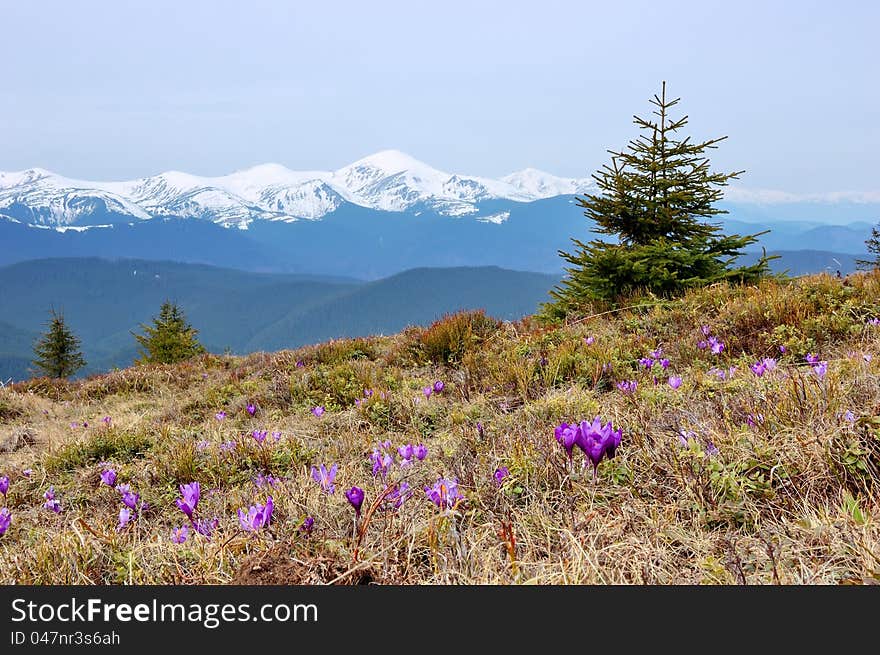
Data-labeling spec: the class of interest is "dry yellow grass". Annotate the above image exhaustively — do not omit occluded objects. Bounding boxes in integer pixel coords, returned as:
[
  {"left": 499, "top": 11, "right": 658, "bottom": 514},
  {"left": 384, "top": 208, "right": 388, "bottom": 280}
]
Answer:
[{"left": 1, "top": 272, "right": 879, "bottom": 584}]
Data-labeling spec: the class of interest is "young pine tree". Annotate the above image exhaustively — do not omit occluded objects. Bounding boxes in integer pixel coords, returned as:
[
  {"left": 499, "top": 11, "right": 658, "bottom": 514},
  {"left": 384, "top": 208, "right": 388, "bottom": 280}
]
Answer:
[
  {"left": 857, "top": 223, "right": 880, "bottom": 269},
  {"left": 546, "top": 82, "right": 773, "bottom": 315},
  {"left": 133, "top": 300, "right": 206, "bottom": 365},
  {"left": 32, "top": 310, "right": 87, "bottom": 379}
]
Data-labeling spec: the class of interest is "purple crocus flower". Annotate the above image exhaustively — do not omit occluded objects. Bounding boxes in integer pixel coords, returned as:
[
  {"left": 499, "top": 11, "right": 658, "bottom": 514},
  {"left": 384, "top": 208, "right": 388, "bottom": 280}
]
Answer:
[
  {"left": 215, "top": 411, "right": 227, "bottom": 421},
  {"left": 812, "top": 361, "right": 828, "bottom": 378},
  {"left": 194, "top": 517, "right": 219, "bottom": 538},
  {"left": 616, "top": 380, "right": 638, "bottom": 394},
  {"left": 254, "top": 473, "right": 280, "bottom": 488},
  {"left": 750, "top": 361, "right": 768, "bottom": 377},
  {"left": 175, "top": 482, "right": 200, "bottom": 519},
  {"left": 584, "top": 336, "right": 595, "bottom": 346},
  {"left": 422, "top": 386, "right": 433, "bottom": 399},
  {"left": 295, "top": 359, "right": 305, "bottom": 368},
  {"left": 424, "top": 477, "right": 463, "bottom": 510},
  {"left": 778, "top": 345, "right": 787, "bottom": 354},
  {"left": 708, "top": 336, "right": 725, "bottom": 355},
  {"left": 196, "top": 440, "right": 210, "bottom": 451},
  {"left": 311, "top": 463, "right": 338, "bottom": 494},
  {"left": 354, "top": 398, "right": 362, "bottom": 407},
  {"left": 659, "top": 358, "right": 670, "bottom": 369},
  {"left": 397, "top": 444, "right": 415, "bottom": 467},
  {"left": 677, "top": 430, "right": 696, "bottom": 447},
  {"left": 345, "top": 486, "right": 365, "bottom": 518},
  {"left": 638, "top": 357, "right": 654, "bottom": 369},
  {"left": 0, "top": 476, "right": 9, "bottom": 496},
  {"left": 299, "top": 516, "right": 315, "bottom": 536},
  {"left": 705, "top": 441, "right": 720, "bottom": 456},
  {"left": 0, "top": 507, "right": 10, "bottom": 536},
  {"left": 869, "top": 318, "right": 880, "bottom": 326},
  {"left": 311, "top": 406, "right": 325, "bottom": 417},
  {"left": 271, "top": 431, "right": 282, "bottom": 443},
  {"left": 220, "top": 440, "right": 237, "bottom": 453},
  {"left": 494, "top": 466, "right": 509, "bottom": 486},
  {"left": 117, "top": 507, "right": 132, "bottom": 532},
  {"left": 121, "top": 490, "right": 140, "bottom": 511},
  {"left": 246, "top": 403, "right": 256, "bottom": 416},
  {"left": 414, "top": 443, "right": 428, "bottom": 461},
  {"left": 22, "top": 469, "right": 32, "bottom": 478},
  {"left": 237, "top": 496, "right": 274, "bottom": 532},
  {"left": 577, "top": 417, "right": 623, "bottom": 478},
  {"left": 805, "top": 353, "right": 820, "bottom": 364},
  {"left": 171, "top": 525, "right": 190, "bottom": 544},
  {"left": 43, "top": 487, "right": 61, "bottom": 513},
  {"left": 384, "top": 482, "right": 412, "bottom": 510},
  {"left": 102, "top": 416, "right": 112, "bottom": 425},
  {"left": 99, "top": 468, "right": 117, "bottom": 488},
  {"left": 668, "top": 375, "right": 683, "bottom": 389},
  {"left": 649, "top": 347, "right": 663, "bottom": 359},
  {"left": 370, "top": 448, "right": 393, "bottom": 478},
  {"left": 364, "top": 389, "right": 373, "bottom": 398},
  {"left": 697, "top": 340, "right": 708, "bottom": 350},
  {"left": 433, "top": 380, "right": 445, "bottom": 394},
  {"left": 701, "top": 325, "right": 712, "bottom": 336},
  {"left": 844, "top": 410, "right": 856, "bottom": 423},
  {"left": 476, "top": 422, "right": 484, "bottom": 438},
  {"left": 554, "top": 422, "right": 581, "bottom": 461},
  {"left": 251, "top": 430, "right": 268, "bottom": 445}
]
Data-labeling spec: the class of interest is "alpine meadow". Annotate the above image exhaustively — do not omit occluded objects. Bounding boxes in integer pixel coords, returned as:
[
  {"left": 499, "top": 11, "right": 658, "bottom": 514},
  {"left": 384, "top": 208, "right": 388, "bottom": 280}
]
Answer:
[{"left": 2, "top": 1, "right": 880, "bottom": 598}]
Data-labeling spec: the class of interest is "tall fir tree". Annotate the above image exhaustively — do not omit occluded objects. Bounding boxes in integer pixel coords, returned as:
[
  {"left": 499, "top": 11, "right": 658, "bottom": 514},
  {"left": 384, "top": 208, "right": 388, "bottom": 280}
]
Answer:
[
  {"left": 133, "top": 300, "right": 206, "bottom": 365},
  {"left": 32, "top": 310, "right": 86, "bottom": 379},
  {"left": 546, "top": 82, "right": 772, "bottom": 315}
]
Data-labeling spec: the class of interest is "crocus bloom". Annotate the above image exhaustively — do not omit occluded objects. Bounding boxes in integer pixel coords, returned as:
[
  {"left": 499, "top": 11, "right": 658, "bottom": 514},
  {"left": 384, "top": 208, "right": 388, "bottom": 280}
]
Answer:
[
  {"left": 176, "top": 482, "right": 200, "bottom": 518},
  {"left": 616, "top": 380, "right": 638, "bottom": 394},
  {"left": 299, "top": 516, "right": 315, "bottom": 535},
  {"left": 246, "top": 403, "right": 256, "bottom": 416},
  {"left": 220, "top": 440, "right": 236, "bottom": 453},
  {"left": 194, "top": 517, "right": 219, "bottom": 538},
  {"left": 345, "top": 486, "right": 365, "bottom": 518},
  {"left": 659, "top": 358, "right": 670, "bottom": 369},
  {"left": 0, "top": 476, "right": 8, "bottom": 496},
  {"left": 584, "top": 336, "right": 595, "bottom": 346},
  {"left": 705, "top": 441, "right": 720, "bottom": 456},
  {"left": 254, "top": 473, "right": 280, "bottom": 488},
  {"left": 812, "top": 361, "right": 828, "bottom": 378},
  {"left": 677, "top": 430, "right": 696, "bottom": 447},
  {"left": 844, "top": 410, "right": 856, "bottom": 423},
  {"left": 384, "top": 482, "right": 412, "bottom": 509},
  {"left": 554, "top": 422, "right": 581, "bottom": 461},
  {"left": 708, "top": 336, "right": 724, "bottom": 355},
  {"left": 668, "top": 375, "right": 683, "bottom": 389},
  {"left": 171, "top": 525, "right": 190, "bottom": 544},
  {"left": 476, "top": 422, "right": 484, "bottom": 438},
  {"left": 433, "top": 380, "right": 445, "bottom": 393},
  {"left": 701, "top": 325, "right": 712, "bottom": 336},
  {"left": 778, "top": 345, "right": 787, "bottom": 354},
  {"left": 238, "top": 496, "right": 274, "bottom": 532},
  {"left": 311, "top": 406, "right": 325, "bottom": 417},
  {"left": 649, "top": 347, "right": 663, "bottom": 359},
  {"left": 251, "top": 430, "right": 268, "bottom": 444},
  {"left": 117, "top": 507, "right": 132, "bottom": 532},
  {"left": 494, "top": 466, "right": 509, "bottom": 486},
  {"left": 414, "top": 443, "right": 428, "bottom": 461},
  {"left": 43, "top": 487, "right": 61, "bottom": 513},
  {"left": 215, "top": 411, "right": 227, "bottom": 421},
  {"left": 121, "top": 490, "right": 140, "bottom": 511},
  {"left": 196, "top": 440, "right": 210, "bottom": 451},
  {"left": 354, "top": 398, "right": 362, "bottom": 407},
  {"left": 397, "top": 444, "right": 415, "bottom": 466},
  {"left": 295, "top": 359, "right": 305, "bottom": 368},
  {"left": 311, "top": 463, "right": 338, "bottom": 494},
  {"left": 639, "top": 357, "right": 654, "bottom": 369},
  {"left": 102, "top": 416, "right": 112, "bottom": 425},
  {"left": 869, "top": 318, "right": 880, "bottom": 326},
  {"left": 271, "top": 431, "right": 282, "bottom": 443},
  {"left": 0, "top": 508, "right": 11, "bottom": 536},
  {"left": 577, "top": 417, "right": 623, "bottom": 477},
  {"left": 22, "top": 469, "right": 32, "bottom": 478},
  {"left": 422, "top": 386, "right": 433, "bottom": 398},
  {"left": 100, "top": 469, "right": 117, "bottom": 487},
  {"left": 364, "top": 389, "right": 373, "bottom": 397},
  {"left": 370, "top": 449, "right": 393, "bottom": 477},
  {"left": 805, "top": 353, "right": 819, "bottom": 364},
  {"left": 425, "top": 477, "right": 463, "bottom": 510}
]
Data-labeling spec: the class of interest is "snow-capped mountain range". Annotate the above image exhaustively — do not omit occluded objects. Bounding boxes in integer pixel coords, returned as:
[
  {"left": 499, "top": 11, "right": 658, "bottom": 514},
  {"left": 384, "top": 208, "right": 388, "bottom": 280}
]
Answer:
[{"left": 0, "top": 150, "right": 596, "bottom": 229}]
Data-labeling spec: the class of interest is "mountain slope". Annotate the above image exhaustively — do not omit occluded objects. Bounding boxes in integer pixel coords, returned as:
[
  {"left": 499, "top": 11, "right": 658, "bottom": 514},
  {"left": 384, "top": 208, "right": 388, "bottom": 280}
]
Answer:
[{"left": 0, "top": 258, "right": 559, "bottom": 380}]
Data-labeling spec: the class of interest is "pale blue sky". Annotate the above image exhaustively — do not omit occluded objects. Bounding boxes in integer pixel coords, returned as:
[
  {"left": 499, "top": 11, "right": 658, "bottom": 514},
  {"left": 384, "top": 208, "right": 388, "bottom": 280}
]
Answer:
[{"left": 0, "top": 0, "right": 877, "bottom": 192}]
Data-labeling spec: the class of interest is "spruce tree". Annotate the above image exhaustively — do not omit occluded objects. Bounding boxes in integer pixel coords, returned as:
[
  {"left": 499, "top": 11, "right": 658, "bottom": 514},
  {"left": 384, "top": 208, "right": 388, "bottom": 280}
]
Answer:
[
  {"left": 32, "top": 310, "right": 86, "bottom": 379},
  {"left": 546, "top": 82, "right": 773, "bottom": 315},
  {"left": 857, "top": 224, "right": 880, "bottom": 269},
  {"left": 133, "top": 300, "right": 206, "bottom": 365}
]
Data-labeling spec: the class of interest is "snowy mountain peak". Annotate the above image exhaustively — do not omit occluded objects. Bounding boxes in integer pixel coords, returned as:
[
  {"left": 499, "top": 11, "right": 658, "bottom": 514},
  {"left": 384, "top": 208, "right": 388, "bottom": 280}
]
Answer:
[{"left": 502, "top": 168, "right": 594, "bottom": 199}]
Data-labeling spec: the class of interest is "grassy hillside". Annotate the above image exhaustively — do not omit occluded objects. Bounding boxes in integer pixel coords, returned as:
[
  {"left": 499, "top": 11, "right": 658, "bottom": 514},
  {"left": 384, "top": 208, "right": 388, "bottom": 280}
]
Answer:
[
  {"left": 0, "top": 258, "right": 558, "bottom": 379},
  {"left": 1, "top": 272, "right": 879, "bottom": 584}
]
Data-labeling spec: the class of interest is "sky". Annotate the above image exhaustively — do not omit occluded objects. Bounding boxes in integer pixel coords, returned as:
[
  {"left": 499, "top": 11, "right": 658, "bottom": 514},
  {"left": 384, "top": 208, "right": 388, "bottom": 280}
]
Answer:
[{"left": 0, "top": 0, "right": 877, "bottom": 194}]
